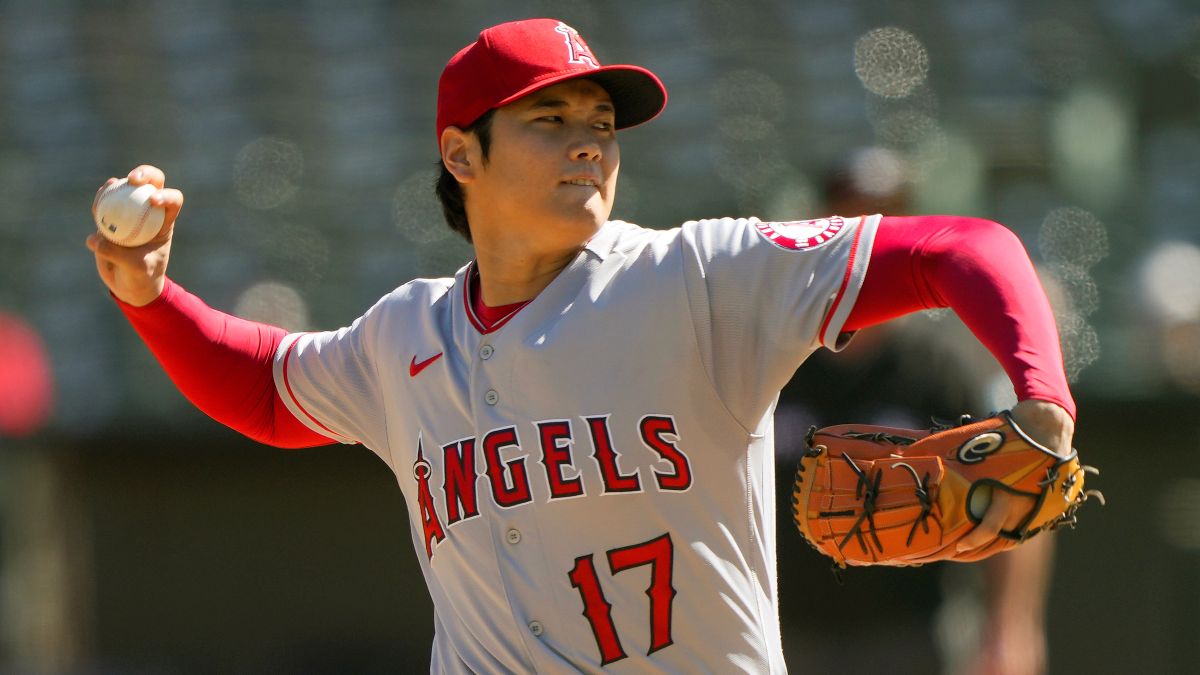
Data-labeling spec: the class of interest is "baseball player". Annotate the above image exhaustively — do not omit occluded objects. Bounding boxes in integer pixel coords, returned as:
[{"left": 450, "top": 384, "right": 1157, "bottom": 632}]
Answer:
[{"left": 87, "top": 18, "right": 1076, "bottom": 674}]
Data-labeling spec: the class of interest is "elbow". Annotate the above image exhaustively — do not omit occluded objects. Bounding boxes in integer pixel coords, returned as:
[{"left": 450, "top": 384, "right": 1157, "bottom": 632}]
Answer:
[{"left": 925, "top": 217, "right": 1029, "bottom": 268}]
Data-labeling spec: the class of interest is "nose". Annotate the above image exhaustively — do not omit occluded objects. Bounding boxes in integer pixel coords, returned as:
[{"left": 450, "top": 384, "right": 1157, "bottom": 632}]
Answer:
[
  {"left": 568, "top": 129, "right": 602, "bottom": 162},
  {"left": 571, "top": 142, "right": 601, "bottom": 162}
]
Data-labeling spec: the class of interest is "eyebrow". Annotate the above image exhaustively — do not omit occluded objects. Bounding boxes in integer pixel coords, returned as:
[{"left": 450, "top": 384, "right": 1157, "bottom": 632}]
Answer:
[{"left": 528, "top": 96, "right": 615, "bottom": 114}]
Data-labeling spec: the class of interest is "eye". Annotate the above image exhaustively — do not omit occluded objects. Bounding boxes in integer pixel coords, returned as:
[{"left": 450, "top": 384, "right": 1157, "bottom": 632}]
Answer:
[
  {"left": 537, "top": 115, "right": 563, "bottom": 124},
  {"left": 593, "top": 120, "right": 614, "bottom": 131}
]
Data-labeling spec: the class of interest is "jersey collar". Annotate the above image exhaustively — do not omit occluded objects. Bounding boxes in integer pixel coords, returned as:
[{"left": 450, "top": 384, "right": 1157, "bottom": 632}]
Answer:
[
  {"left": 581, "top": 220, "right": 626, "bottom": 261},
  {"left": 456, "top": 220, "right": 626, "bottom": 335}
]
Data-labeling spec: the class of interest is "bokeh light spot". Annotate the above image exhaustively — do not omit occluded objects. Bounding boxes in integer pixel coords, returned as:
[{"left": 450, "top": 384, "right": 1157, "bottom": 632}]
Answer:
[
  {"left": 1021, "top": 20, "right": 1089, "bottom": 89},
  {"left": 233, "top": 137, "right": 304, "bottom": 210},
  {"left": 911, "top": 130, "right": 983, "bottom": 215},
  {"left": 1038, "top": 207, "right": 1109, "bottom": 269},
  {"left": 1054, "top": 310, "right": 1101, "bottom": 383},
  {"left": 872, "top": 109, "right": 941, "bottom": 148},
  {"left": 1051, "top": 264, "right": 1101, "bottom": 317},
  {"left": 1138, "top": 241, "right": 1200, "bottom": 323},
  {"left": 711, "top": 69, "right": 785, "bottom": 142},
  {"left": 854, "top": 27, "right": 930, "bottom": 98},
  {"left": 393, "top": 168, "right": 451, "bottom": 245},
  {"left": 1050, "top": 86, "right": 1132, "bottom": 210},
  {"left": 845, "top": 146, "right": 908, "bottom": 197},
  {"left": 233, "top": 281, "right": 310, "bottom": 332},
  {"left": 763, "top": 176, "right": 816, "bottom": 223}
]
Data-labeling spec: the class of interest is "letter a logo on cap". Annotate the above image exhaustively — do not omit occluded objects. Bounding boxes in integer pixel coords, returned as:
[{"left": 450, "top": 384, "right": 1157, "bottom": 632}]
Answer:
[{"left": 554, "top": 22, "right": 598, "bottom": 68}]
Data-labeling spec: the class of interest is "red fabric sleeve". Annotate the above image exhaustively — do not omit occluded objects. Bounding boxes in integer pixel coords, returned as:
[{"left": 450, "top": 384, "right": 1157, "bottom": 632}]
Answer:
[
  {"left": 115, "top": 278, "right": 334, "bottom": 448},
  {"left": 844, "top": 215, "right": 1076, "bottom": 420}
]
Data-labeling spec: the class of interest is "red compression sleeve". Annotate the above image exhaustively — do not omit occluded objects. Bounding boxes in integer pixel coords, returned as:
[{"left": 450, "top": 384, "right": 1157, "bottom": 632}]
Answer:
[
  {"left": 115, "top": 278, "right": 334, "bottom": 448},
  {"left": 845, "top": 216, "right": 1076, "bottom": 419}
]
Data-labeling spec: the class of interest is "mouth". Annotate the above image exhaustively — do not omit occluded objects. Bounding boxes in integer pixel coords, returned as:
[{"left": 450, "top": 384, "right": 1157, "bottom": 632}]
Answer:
[{"left": 562, "top": 178, "right": 600, "bottom": 188}]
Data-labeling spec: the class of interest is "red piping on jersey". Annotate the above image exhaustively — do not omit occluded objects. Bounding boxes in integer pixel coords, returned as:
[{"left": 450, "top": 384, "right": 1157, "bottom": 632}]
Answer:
[
  {"left": 463, "top": 261, "right": 532, "bottom": 335},
  {"left": 818, "top": 218, "right": 866, "bottom": 346},
  {"left": 281, "top": 336, "right": 344, "bottom": 439},
  {"left": 463, "top": 267, "right": 488, "bottom": 333}
]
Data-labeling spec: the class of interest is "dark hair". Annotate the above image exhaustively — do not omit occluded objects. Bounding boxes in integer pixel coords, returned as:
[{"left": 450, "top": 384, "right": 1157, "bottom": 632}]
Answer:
[{"left": 435, "top": 109, "right": 496, "bottom": 243}]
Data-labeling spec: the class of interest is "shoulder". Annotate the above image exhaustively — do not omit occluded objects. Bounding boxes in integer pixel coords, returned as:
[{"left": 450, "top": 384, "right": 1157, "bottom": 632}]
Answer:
[
  {"left": 600, "top": 217, "right": 759, "bottom": 249},
  {"left": 386, "top": 275, "right": 457, "bottom": 303},
  {"left": 357, "top": 271, "right": 461, "bottom": 325},
  {"left": 601, "top": 219, "right": 678, "bottom": 248},
  {"left": 598, "top": 216, "right": 862, "bottom": 264},
  {"left": 684, "top": 216, "right": 857, "bottom": 254}
]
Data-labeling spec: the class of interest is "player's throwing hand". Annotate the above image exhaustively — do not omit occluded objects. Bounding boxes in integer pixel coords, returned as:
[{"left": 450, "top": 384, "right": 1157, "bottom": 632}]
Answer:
[{"left": 87, "top": 165, "right": 183, "bottom": 307}]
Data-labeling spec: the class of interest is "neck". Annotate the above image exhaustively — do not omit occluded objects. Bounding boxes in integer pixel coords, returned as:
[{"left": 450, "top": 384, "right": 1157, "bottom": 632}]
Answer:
[{"left": 472, "top": 241, "right": 582, "bottom": 306}]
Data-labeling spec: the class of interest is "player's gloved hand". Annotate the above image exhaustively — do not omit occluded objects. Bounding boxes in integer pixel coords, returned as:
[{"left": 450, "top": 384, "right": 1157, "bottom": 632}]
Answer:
[
  {"left": 792, "top": 399, "right": 1095, "bottom": 567},
  {"left": 954, "top": 399, "right": 1074, "bottom": 556},
  {"left": 86, "top": 165, "right": 184, "bottom": 307}
]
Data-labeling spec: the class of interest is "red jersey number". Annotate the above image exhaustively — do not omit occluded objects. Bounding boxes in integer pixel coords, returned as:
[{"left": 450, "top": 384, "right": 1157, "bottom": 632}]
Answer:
[{"left": 568, "top": 533, "right": 677, "bottom": 665}]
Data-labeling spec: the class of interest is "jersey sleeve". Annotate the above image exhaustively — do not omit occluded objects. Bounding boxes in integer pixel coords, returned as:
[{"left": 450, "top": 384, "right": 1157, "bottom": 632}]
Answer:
[
  {"left": 679, "top": 215, "right": 880, "bottom": 429},
  {"left": 272, "top": 295, "right": 391, "bottom": 449},
  {"left": 845, "top": 215, "right": 1076, "bottom": 418}
]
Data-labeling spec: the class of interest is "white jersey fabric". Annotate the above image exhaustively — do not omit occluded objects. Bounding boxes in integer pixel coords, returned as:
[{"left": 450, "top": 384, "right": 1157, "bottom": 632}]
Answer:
[{"left": 273, "top": 215, "right": 880, "bottom": 674}]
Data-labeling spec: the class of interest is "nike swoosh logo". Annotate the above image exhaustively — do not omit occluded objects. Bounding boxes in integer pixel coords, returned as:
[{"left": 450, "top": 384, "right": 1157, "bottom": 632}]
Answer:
[{"left": 409, "top": 352, "right": 443, "bottom": 377}]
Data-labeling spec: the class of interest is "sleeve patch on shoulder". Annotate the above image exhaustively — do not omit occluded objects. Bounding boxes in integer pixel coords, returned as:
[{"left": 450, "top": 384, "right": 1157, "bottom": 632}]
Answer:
[{"left": 754, "top": 216, "right": 847, "bottom": 251}]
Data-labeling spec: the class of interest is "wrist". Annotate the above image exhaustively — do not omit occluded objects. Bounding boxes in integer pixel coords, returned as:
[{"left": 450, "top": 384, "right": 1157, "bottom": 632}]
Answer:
[
  {"left": 113, "top": 277, "right": 169, "bottom": 309},
  {"left": 1009, "top": 399, "right": 1073, "bottom": 458}
]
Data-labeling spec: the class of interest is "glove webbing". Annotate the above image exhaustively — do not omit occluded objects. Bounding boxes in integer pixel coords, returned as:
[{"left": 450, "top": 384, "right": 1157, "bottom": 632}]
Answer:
[{"left": 831, "top": 452, "right": 936, "bottom": 557}]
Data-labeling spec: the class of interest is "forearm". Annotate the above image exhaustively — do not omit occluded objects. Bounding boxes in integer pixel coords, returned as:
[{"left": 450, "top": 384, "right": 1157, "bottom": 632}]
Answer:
[
  {"left": 983, "top": 534, "right": 1054, "bottom": 625},
  {"left": 966, "top": 535, "right": 1054, "bottom": 675},
  {"left": 846, "top": 216, "right": 1076, "bottom": 419},
  {"left": 115, "top": 278, "right": 332, "bottom": 448}
]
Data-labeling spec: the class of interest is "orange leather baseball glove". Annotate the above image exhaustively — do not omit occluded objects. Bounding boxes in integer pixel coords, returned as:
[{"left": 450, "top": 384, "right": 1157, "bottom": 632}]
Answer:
[{"left": 791, "top": 411, "right": 1101, "bottom": 568}]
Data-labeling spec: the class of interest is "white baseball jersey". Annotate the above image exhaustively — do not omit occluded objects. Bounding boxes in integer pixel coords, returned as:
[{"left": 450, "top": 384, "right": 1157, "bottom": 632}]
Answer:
[{"left": 273, "top": 215, "right": 880, "bottom": 673}]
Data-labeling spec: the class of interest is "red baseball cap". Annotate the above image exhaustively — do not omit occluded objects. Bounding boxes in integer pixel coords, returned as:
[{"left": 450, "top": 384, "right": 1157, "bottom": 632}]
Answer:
[{"left": 436, "top": 18, "right": 668, "bottom": 142}]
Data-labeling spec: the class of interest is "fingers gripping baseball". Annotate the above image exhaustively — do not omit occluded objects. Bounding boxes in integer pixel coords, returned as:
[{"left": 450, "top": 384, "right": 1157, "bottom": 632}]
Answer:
[
  {"left": 86, "top": 166, "right": 184, "bottom": 307},
  {"left": 957, "top": 487, "right": 1022, "bottom": 555},
  {"left": 955, "top": 399, "right": 1075, "bottom": 556}
]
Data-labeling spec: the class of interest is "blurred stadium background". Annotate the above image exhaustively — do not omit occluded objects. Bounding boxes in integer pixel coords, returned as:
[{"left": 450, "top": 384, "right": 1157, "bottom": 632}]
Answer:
[{"left": 0, "top": 0, "right": 1198, "bottom": 672}]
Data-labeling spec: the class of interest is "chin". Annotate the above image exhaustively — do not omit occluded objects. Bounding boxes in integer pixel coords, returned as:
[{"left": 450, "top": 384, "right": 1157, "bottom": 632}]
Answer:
[
  {"left": 584, "top": 196, "right": 615, "bottom": 224},
  {"left": 536, "top": 196, "right": 608, "bottom": 240},
  {"left": 569, "top": 214, "right": 606, "bottom": 236},
  {"left": 555, "top": 204, "right": 609, "bottom": 230},
  {"left": 541, "top": 216, "right": 601, "bottom": 249}
]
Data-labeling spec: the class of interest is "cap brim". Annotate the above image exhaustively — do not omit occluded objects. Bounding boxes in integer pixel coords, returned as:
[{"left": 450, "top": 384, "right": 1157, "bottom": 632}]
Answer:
[{"left": 493, "top": 65, "right": 667, "bottom": 130}]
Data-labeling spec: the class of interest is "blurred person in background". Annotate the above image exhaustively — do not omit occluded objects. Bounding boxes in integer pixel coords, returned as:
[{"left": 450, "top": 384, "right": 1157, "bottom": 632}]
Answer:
[{"left": 804, "top": 147, "right": 1055, "bottom": 675}]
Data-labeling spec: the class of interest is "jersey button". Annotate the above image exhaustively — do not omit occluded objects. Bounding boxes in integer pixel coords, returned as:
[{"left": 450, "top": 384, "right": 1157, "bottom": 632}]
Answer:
[
  {"left": 528, "top": 620, "right": 544, "bottom": 637},
  {"left": 485, "top": 389, "right": 499, "bottom": 405},
  {"left": 505, "top": 528, "right": 521, "bottom": 544},
  {"left": 479, "top": 344, "right": 494, "bottom": 360}
]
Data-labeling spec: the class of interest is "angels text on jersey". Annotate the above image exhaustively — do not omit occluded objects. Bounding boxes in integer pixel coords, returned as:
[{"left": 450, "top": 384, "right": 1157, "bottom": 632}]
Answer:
[{"left": 413, "top": 413, "right": 694, "bottom": 559}]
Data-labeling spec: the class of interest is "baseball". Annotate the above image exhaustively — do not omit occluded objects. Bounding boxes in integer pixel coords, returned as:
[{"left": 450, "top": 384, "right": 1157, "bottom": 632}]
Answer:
[
  {"left": 93, "top": 178, "right": 167, "bottom": 247},
  {"left": 968, "top": 483, "right": 993, "bottom": 520}
]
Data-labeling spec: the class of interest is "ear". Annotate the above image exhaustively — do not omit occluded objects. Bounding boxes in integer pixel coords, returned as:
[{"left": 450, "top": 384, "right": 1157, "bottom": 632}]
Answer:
[{"left": 440, "top": 127, "right": 478, "bottom": 184}]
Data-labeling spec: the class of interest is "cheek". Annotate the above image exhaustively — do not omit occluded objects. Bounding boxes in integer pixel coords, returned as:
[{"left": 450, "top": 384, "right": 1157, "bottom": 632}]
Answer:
[
  {"left": 606, "top": 144, "right": 620, "bottom": 176},
  {"left": 605, "top": 163, "right": 620, "bottom": 201}
]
